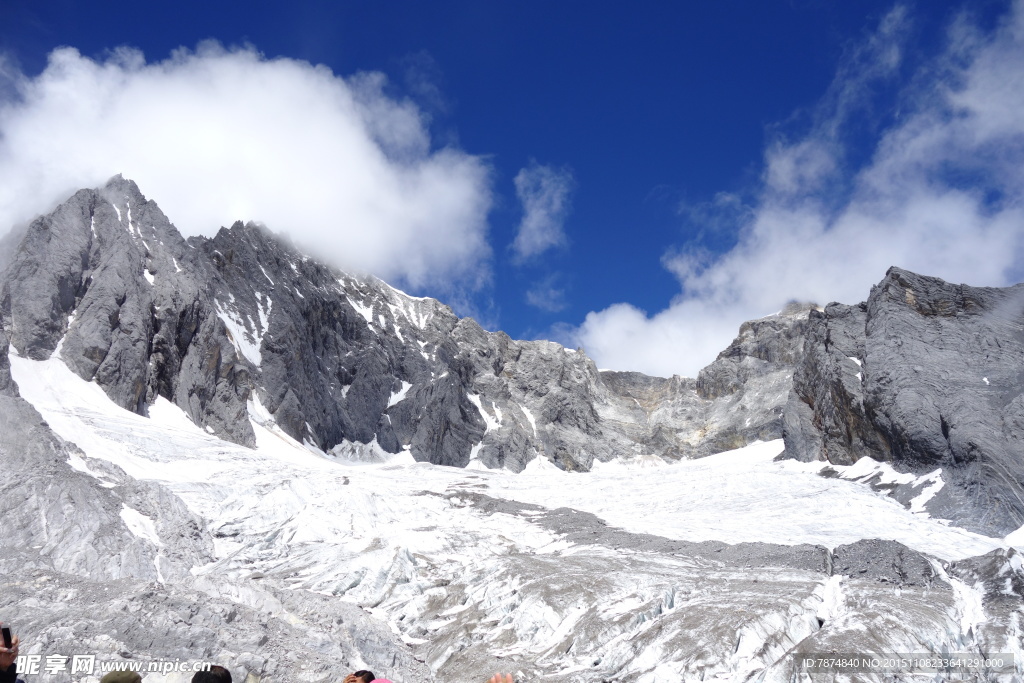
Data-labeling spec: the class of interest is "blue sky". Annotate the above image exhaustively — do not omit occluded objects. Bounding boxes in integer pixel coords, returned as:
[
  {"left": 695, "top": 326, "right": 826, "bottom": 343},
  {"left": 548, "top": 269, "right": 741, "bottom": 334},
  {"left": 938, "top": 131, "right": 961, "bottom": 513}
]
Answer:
[{"left": 1, "top": 1, "right": 1021, "bottom": 376}]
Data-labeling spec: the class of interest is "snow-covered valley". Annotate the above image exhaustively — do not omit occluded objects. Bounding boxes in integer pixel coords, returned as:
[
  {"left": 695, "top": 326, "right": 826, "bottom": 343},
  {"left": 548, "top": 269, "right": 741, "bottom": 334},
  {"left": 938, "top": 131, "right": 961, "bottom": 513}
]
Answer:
[
  {"left": 7, "top": 351, "right": 1023, "bottom": 682},
  {"left": 1, "top": 179, "right": 1023, "bottom": 682}
]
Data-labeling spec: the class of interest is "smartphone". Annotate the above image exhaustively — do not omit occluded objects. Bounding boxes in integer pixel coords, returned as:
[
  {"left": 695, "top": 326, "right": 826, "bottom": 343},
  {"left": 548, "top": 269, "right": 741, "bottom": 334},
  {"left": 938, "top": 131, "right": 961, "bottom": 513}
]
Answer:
[{"left": 1, "top": 626, "right": 10, "bottom": 649}]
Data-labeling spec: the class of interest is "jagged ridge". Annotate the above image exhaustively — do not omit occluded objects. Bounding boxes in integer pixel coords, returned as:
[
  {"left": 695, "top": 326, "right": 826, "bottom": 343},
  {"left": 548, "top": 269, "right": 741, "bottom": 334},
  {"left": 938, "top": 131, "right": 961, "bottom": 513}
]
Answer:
[{"left": 0, "top": 176, "right": 804, "bottom": 471}]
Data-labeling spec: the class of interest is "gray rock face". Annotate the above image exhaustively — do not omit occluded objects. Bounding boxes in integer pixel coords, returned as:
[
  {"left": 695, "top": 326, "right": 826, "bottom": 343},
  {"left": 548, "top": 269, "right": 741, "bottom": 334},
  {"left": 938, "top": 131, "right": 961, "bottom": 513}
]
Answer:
[
  {"left": 0, "top": 222, "right": 26, "bottom": 282},
  {"left": 782, "top": 301, "right": 886, "bottom": 466},
  {"left": 0, "top": 328, "right": 11, "bottom": 396},
  {"left": 830, "top": 539, "right": 939, "bottom": 587},
  {"left": 594, "top": 304, "right": 815, "bottom": 460},
  {"left": 692, "top": 302, "right": 816, "bottom": 454},
  {"left": 1, "top": 177, "right": 803, "bottom": 472},
  {"left": 200, "top": 218, "right": 605, "bottom": 470},
  {"left": 696, "top": 301, "right": 814, "bottom": 400},
  {"left": 0, "top": 389, "right": 209, "bottom": 584},
  {"left": 0, "top": 176, "right": 254, "bottom": 444},
  {"left": 784, "top": 267, "right": 1024, "bottom": 536},
  {"left": 597, "top": 371, "right": 704, "bottom": 459}
]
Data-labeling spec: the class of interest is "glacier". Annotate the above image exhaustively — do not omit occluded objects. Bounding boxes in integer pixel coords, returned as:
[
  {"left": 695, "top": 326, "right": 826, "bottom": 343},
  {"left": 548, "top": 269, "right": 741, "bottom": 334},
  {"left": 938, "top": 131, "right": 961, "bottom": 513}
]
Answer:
[
  {"left": 0, "top": 178, "right": 1022, "bottom": 682},
  {"left": 5, "top": 350, "right": 1022, "bottom": 682}
]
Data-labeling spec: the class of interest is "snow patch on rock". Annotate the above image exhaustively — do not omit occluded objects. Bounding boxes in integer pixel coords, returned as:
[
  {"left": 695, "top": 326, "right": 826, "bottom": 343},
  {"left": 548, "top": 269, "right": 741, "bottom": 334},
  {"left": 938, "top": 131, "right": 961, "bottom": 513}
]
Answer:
[
  {"left": 120, "top": 505, "right": 163, "bottom": 548},
  {"left": 387, "top": 381, "right": 412, "bottom": 408},
  {"left": 468, "top": 393, "right": 501, "bottom": 432},
  {"left": 215, "top": 298, "right": 262, "bottom": 366}
]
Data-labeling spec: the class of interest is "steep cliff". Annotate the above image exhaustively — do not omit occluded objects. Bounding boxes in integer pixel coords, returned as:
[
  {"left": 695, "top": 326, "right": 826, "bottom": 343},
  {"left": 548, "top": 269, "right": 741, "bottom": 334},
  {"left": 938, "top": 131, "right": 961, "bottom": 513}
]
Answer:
[
  {"left": 784, "top": 267, "right": 1024, "bottom": 536},
  {"left": 1, "top": 177, "right": 804, "bottom": 471}
]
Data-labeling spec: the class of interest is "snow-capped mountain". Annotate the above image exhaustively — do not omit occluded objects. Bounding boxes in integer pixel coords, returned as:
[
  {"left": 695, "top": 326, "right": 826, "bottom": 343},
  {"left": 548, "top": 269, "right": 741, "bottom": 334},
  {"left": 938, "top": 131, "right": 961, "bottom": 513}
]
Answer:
[
  {"left": 0, "top": 176, "right": 800, "bottom": 470},
  {"left": 0, "top": 178, "right": 1021, "bottom": 682}
]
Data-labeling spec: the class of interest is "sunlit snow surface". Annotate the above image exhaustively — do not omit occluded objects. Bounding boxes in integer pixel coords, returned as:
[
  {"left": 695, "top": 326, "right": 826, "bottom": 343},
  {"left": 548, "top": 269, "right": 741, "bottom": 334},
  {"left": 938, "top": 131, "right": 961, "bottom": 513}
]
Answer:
[
  {"left": 12, "top": 352, "right": 1008, "bottom": 562},
  {"left": 9, "top": 352, "right": 1024, "bottom": 681}
]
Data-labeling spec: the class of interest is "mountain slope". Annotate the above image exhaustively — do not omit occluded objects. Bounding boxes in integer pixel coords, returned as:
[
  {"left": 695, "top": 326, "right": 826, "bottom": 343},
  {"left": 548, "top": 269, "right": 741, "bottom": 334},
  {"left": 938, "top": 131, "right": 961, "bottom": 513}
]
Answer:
[
  {"left": 2, "top": 179, "right": 1023, "bottom": 681},
  {"left": 7, "top": 347, "right": 1023, "bottom": 681},
  {"left": 784, "top": 267, "right": 1024, "bottom": 537},
  {"left": 0, "top": 176, "right": 804, "bottom": 471}
]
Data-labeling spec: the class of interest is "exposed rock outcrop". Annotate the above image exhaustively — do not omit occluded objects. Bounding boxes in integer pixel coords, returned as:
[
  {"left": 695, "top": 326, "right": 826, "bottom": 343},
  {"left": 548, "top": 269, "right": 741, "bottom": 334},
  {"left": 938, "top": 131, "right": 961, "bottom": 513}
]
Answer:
[
  {"left": 0, "top": 328, "right": 11, "bottom": 396},
  {"left": 784, "top": 267, "right": 1024, "bottom": 536},
  {"left": 0, "top": 177, "right": 254, "bottom": 444},
  {"left": 829, "top": 539, "right": 939, "bottom": 586},
  {"left": 1, "top": 177, "right": 807, "bottom": 471},
  {"left": 697, "top": 301, "right": 815, "bottom": 400}
]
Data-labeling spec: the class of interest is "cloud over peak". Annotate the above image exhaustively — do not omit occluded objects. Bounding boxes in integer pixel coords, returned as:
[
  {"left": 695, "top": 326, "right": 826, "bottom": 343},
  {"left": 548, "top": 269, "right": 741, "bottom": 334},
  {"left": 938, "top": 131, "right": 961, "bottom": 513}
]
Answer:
[{"left": 0, "top": 42, "right": 493, "bottom": 291}]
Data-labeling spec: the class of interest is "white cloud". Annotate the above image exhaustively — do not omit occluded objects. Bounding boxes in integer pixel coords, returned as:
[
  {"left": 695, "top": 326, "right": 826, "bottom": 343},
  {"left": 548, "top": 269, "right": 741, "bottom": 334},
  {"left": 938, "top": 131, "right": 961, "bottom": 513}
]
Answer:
[
  {"left": 0, "top": 42, "right": 492, "bottom": 290},
  {"left": 511, "top": 162, "right": 573, "bottom": 261},
  {"left": 572, "top": 3, "right": 1024, "bottom": 378},
  {"left": 525, "top": 274, "right": 567, "bottom": 312}
]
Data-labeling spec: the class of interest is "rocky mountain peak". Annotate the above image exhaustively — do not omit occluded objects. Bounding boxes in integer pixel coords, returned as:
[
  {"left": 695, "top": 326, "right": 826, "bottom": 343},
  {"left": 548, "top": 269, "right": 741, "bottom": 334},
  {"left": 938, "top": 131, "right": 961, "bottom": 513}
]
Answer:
[
  {"left": 0, "top": 177, "right": 811, "bottom": 471},
  {"left": 696, "top": 302, "right": 818, "bottom": 401},
  {"left": 784, "top": 265, "right": 1024, "bottom": 536},
  {"left": 2, "top": 180, "right": 1023, "bottom": 682}
]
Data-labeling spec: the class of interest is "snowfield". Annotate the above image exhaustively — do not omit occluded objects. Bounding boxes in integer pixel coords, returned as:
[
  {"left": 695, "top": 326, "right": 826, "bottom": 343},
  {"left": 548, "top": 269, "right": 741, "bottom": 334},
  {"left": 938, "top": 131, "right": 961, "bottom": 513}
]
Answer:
[{"left": 9, "top": 351, "right": 1024, "bottom": 682}]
